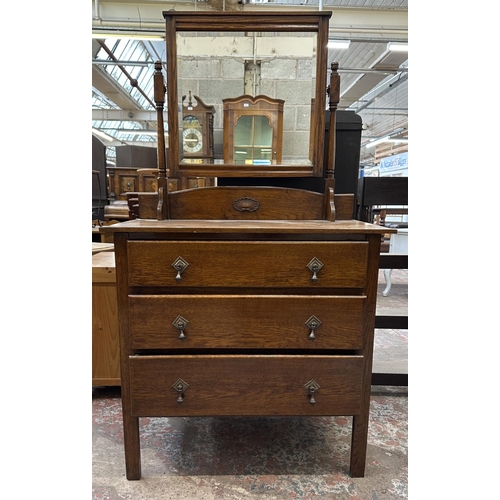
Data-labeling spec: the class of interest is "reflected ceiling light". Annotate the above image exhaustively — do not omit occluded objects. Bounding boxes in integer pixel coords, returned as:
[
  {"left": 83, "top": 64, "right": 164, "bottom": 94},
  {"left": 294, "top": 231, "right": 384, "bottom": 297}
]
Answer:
[
  {"left": 328, "top": 39, "right": 351, "bottom": 49},
  {"left": 92, "top": 32, "right": 164, "bottom": 41},
  {"left": 387, "top": 42, "right": 408, "bottom": 52},
  {"left": 366, "top": 136, "right": 408, "bottom": 148},
  {"left": 117, "top": 130, "right": 167, "bottom": 137},
  {"left": 128, "top": 130, "right": 158, "bottom": 136}
]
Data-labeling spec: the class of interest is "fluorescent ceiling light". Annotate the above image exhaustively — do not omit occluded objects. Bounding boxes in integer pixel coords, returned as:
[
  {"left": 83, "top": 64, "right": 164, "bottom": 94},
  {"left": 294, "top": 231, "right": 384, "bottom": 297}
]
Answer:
[
  {"left": 328, "top": 40, "right": 351, "bottom": 49},
  {"left": 387, "top": 138, "right": 408, "bottom": 144},
  {"left": 365, "top": 136, "right": 408, "bottom": 149},
  {"left": 387, "top": 42, "right": 408, "bottom": 52},
  {"left": 366, "top": 136, "right": 390, "bottom": 148}
]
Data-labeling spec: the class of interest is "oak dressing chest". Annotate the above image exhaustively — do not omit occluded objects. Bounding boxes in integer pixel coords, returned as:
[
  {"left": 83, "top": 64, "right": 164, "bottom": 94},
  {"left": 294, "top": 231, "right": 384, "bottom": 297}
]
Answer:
[{"left": 102, "top": 10, "right": 392, "bottom": 480}]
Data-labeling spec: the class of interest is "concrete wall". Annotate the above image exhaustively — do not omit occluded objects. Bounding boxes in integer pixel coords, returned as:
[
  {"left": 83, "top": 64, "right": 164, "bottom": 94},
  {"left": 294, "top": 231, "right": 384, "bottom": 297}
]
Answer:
[{"left": 177, "top": 35, "right": 316, "bottom": 163}]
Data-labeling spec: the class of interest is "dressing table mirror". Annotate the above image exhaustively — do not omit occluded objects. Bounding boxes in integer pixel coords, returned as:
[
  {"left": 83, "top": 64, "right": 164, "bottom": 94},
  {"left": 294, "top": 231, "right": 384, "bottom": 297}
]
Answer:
[{"left": 163, "top": 10, "right": 331, "bottom": 180}]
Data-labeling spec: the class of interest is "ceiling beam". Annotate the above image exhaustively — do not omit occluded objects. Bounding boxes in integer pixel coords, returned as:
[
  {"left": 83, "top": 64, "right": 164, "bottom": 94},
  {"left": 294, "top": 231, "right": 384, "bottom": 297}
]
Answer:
[
  {"left": 339, "top": 49, "right": 407, "bottom": 110},
  {"left": 92, "top": 109, "right": 160, "bottom": 121},
  {"left": 92, "top": 65, "right": 143, "bottom": 110},
  {"left": 92, "top": 2, "right": 408, "bottom": 41}
]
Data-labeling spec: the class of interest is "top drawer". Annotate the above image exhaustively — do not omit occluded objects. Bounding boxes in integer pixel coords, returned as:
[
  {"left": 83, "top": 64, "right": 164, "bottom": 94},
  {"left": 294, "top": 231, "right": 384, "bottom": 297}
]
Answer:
[{"left": 128, "top": 241, "right": 368, "bottom": 288}]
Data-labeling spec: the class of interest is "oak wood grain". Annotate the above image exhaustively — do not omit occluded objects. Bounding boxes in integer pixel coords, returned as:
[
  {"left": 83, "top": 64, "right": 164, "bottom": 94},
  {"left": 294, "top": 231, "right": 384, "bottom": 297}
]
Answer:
[
  {"left": 92, "top": 251, "right": 120, "bottom": 385},
  {"left": 127, "top": 241, "right": 368, "bottom": 288},
  {"left": 114, "top": 233, "right": 142, "bottom": 479},
  {"left": 170, "top": 186, "right": 322, "bottom": 220},
  {"left": 92, "top": 283, "right": 120, "bottom": 385},
  {"left": 350, "top": 233, "right": 381, "bottom": 477},
  {"left": 129, "top": 355, "right": 363, "bottom": 417},
  {"left": 102, "top": 217, "right": 392, "bottom": 235},
  {"left": 129, "top": 295, "right": 366, "bottom": 350},
  {"left": 120, "top": 190, "right": 356, "bottom": 222}
]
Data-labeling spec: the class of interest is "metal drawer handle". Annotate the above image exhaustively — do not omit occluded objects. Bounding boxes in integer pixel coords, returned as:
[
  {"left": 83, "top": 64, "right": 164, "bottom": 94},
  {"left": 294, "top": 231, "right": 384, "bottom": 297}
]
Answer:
[
  {"left": 171, "top": 256, "right": 189, "bottom": 282},
  {"left": 307, "top": 257, "right": 324, "bottom": 283},
  {"left": 172, "top": 378, "right": 189, "bottom": 404},
  {"left": 172, "top": 315, "right": 189, "bottom": 341},
  {"left": 305, "top": 315, "right": 322, "bottom": 341},
  {"left": 304, "top": 379, "right": 320, "bottom": 405}
]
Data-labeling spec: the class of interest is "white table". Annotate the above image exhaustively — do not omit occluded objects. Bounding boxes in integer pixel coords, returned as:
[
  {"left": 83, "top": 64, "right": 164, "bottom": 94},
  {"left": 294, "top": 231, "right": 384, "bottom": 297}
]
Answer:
[{"left": 382, "top": 228, "right": 408, "bottom": 296}]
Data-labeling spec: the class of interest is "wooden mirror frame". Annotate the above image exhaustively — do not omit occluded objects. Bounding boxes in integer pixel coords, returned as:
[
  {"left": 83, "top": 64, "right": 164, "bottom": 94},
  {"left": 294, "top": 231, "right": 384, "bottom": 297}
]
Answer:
[{"left": 162, "top": 10, "right": 332, "bottom": 179}]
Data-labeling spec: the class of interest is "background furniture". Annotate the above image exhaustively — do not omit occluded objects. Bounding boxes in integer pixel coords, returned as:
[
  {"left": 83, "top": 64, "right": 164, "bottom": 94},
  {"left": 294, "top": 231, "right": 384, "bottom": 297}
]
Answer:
[
  {"left": 92, "top": 249, "right": 120, "bottom": 386},
  {"left": 116, "top": 145, "right": 158, "bottom": 169},
  {"left": 356, "top": 176, "right": 408, "bottom": 387},
  {"left": 382, "top": 227, "right": 408, "bottom": 296},
  {"left": 107, "top": 166, "right": 154, "bottom": 203},
  {"left": 356, "top": 177, "right": 408, "bottom": 224},
  {"left": 92, "top": 135, "right": 108, "bottom": 222},
  {"left": 105, "top": 167, "right": 214, "bottom": 221}
]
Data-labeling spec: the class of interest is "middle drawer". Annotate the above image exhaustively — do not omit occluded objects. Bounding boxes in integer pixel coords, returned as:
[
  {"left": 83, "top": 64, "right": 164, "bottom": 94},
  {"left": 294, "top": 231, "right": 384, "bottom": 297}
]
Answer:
[{"left": 129, "top": 295, "right": 366, "bottom": 350}]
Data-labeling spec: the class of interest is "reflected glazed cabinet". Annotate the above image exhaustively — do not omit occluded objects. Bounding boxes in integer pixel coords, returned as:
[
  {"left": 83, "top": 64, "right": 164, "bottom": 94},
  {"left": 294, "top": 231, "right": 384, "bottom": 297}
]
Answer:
[
  {"left": 106, "top": 219, "right": 386, "bottom": 479},
  {"left": 223, "top": 95, "right": 284, "bottom": 165}
]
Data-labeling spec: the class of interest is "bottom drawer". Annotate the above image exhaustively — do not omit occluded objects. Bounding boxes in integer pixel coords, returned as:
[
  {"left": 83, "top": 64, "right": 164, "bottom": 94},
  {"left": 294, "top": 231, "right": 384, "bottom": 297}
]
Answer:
[{"left": 129, "top": 355, "right": 364, "bottom": 417}]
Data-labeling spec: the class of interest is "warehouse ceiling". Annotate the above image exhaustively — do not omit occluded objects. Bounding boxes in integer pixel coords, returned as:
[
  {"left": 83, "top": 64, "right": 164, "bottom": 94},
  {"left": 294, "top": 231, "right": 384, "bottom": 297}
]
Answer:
[{"left": 92, "top": 0, "right": 408, "bottom": 168}]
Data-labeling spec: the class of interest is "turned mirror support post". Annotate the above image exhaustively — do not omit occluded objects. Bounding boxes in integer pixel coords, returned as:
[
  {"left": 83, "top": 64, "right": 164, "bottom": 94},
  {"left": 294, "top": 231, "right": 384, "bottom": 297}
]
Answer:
[
  {"left": 324, "top": 61, "right": 340, "bottom": 221},
  {"left": 154, "top": 60, "right": 169, "bottom": 220}
]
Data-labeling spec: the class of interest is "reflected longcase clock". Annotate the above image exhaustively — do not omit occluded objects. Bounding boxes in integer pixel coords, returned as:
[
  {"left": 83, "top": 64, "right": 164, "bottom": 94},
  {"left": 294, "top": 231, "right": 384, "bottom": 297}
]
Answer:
[{"left": 181, "top": 91, "right": 215, "bottom": 163}]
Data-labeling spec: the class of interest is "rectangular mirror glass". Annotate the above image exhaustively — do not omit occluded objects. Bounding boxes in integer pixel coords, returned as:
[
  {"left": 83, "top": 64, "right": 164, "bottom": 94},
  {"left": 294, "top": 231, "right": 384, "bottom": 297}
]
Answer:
[{"left": 177, "top": 31, "right": 316, "bottom": 167}]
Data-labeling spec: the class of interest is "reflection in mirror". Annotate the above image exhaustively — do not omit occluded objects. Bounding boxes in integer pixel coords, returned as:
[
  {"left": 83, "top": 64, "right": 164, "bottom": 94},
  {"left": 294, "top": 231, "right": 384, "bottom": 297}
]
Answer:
[
  {"left": 182, "top": 116, "right": 202, "bottom": 153},
  {"left": 177, "top": 31, "right": 317, "bottom": 166},
  {"left": 234, "top": 116, "right": 272, "bottom": 165},
  {"left": 179, "top": 90, "right": 216, "bottom": 164}
]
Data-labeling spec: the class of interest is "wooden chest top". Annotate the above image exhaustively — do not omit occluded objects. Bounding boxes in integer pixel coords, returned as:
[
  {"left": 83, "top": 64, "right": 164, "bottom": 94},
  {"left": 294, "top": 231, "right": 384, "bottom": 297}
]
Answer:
[{"left": 102, "top": 219, "right": 392, "bottom": 236}]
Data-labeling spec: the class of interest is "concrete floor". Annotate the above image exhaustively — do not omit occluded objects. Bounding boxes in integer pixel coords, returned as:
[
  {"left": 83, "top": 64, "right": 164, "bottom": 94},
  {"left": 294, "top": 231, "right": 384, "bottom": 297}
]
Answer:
[
  {"left": 374, "top": 269, "right": 408, "bottom": 378},
  {"left": 93, "top": 270, "right": 408, "bottom": 499}
]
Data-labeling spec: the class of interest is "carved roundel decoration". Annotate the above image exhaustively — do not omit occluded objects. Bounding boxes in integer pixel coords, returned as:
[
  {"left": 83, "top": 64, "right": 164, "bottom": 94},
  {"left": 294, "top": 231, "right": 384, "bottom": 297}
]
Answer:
[{"left": 233, "top": 197, "right": 260, "bottom": 212}]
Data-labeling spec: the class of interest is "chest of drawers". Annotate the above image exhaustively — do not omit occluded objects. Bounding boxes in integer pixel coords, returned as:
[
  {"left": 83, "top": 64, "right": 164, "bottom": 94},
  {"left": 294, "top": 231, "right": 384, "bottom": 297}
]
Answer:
[{"left": 107, "top": 219, "right": 386, "bottom": 479}]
